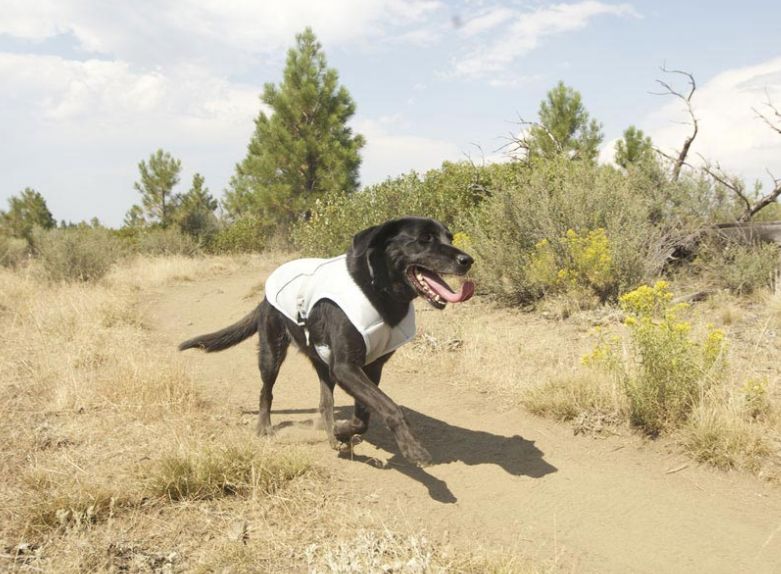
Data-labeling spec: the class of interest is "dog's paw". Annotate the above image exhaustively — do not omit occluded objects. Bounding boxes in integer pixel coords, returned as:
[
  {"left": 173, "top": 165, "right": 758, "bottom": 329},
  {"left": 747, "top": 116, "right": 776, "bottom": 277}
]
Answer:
[
  {"left": 401, "top": 442, "right": 432, "bottom": 467},
  {"left": 337, "top": 436, "right": 364, "bottom": 458},
  {"left": 333, "top": 419, "right": 356, "bottom": 443}
]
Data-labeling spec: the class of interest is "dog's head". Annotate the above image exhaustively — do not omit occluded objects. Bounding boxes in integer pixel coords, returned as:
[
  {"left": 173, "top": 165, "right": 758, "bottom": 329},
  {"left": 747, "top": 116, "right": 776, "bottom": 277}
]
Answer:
[{"left": 348, "top": 217, "right": 475, "bottom": 309}]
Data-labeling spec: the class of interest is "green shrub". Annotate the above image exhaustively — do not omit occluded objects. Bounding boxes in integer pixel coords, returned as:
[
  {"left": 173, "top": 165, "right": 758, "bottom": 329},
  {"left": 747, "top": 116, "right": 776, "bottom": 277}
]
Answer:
[
  {"left": 692, "top": 239, "right": 779, "bottom": 295},
  {"left": 465, "top": 158, "right": 712, "bottom": 304},
  {"left": 293, "top": 161, "right": 495, "bottom": 256},
  {"left": 0, "top": 234, "right": 29, "bottom": 268},
  {"left": 33, "top": 227, "right": 124, "bottom": 282},
  {"left": 114, "top": 226, "right": 202, "bottom": 256},
  {"left": 209, "top": 215, "right": 268, "bottom": 254},
  {"left": 134, "top": 227, "right": 201, "bottom": 256},
  {"left": 584, "top": 281, "right": 727, "bottom": 435}
]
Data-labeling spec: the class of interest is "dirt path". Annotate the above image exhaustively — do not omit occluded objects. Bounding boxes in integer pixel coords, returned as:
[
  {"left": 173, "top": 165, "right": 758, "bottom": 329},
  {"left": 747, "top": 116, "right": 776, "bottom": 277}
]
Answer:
[{"left": 147, "top": 262, "right": 781, "bottom": 573}]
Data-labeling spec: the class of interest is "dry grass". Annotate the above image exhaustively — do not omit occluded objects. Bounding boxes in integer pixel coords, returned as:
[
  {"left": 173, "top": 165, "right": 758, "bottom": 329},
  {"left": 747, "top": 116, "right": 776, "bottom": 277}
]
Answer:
[
  {"left": 521, "top": 371, "right": 627, "bottom": 434},
  {"left": 682, "top": 404, "right": 774, "bottom": 474},
  {"left": 103, "top": 253, "right": 246, "bottom": 290},
  {"left": 766, "top": 286, "right": 781, "bottom": 330},
  {"left": 144, "top": 440, "right": 311, "bottom": 502},
  {"left": 398, "top": 298, "right": 597, "bottom": 399},
  {"left": 0, "top": 266, "right": 200, "bottom": 417},
  {"left": 301, "top": 529, "right": 546, "bottom": 574},
  {"left": 0, "top": 254, "right": 547, "bottom": 573},
  {"left": 703, "top": 291, "right": 746, "bottom": 326}
]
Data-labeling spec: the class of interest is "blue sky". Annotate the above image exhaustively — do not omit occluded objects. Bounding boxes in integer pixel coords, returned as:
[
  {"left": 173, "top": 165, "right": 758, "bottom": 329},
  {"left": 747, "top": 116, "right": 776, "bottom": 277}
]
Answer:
[{"left": 3, "top": 1, "right": 781, "bottom": 226}]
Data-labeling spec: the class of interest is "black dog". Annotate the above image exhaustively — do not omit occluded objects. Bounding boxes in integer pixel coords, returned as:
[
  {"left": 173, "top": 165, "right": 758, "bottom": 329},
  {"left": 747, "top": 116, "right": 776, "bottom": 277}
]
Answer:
[{"left": 179, "top": 217, "right": 474, "bottom": 466}]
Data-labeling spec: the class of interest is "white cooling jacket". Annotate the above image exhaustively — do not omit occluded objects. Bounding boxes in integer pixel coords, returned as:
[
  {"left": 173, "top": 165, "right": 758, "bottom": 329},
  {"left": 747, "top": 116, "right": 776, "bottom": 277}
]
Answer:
[{"left": 264, "top": 255, "right": 416, "bottom": 365}]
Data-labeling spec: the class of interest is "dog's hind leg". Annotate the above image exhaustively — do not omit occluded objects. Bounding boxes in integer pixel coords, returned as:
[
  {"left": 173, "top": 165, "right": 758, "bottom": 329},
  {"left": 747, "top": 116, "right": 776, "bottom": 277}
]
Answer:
[
  {"left": 256, "top": 305, "right": 289, "bottom": 437},
  {"left": 311, "top": 361, "right": 339, "bottom": 448}
]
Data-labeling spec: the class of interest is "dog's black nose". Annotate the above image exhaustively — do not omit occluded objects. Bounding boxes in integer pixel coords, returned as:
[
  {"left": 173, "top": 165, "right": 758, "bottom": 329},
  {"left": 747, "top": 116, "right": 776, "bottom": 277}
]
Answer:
[{"left": 456, "top": 253, "right": 473, "bottom": 268}]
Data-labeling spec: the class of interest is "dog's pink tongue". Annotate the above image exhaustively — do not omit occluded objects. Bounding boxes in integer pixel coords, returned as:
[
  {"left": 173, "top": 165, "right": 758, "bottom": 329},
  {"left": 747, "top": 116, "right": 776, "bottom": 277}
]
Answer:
[{"left": 420, "top": 270, "right": 475, "bottom": 303}]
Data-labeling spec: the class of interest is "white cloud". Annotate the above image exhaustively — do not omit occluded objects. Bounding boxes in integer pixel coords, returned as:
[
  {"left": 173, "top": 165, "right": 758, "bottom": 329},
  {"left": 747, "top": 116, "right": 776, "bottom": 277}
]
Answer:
[
  {"left": 598, "top": 137, "right": 620, "bottom": 166},
  {"left": 1, "top": 0, "right": 444, "bottom": 72},
  {"left": 487, "top": 73, "right": 541, "bottom": 88},
  {"left": 2, "top": 0, "right": 68, "bottom": 40},
  {"left": 646, "top": 56, "right": 781, "bottom": 185},
  {"left": 354, "top": 118, "right": 462, "bottom": 183},
  {"left": 0, "top": 53, "right": 263, "bottom": 225},
  {"left": 450, "top": 1, "right": 636, "bottom": 80},
  {"left": 0, "top": 53, "right": 261, "bottom": 133},
  {"left": 458, "top": 6, "right": 515, "bottom": 37}
]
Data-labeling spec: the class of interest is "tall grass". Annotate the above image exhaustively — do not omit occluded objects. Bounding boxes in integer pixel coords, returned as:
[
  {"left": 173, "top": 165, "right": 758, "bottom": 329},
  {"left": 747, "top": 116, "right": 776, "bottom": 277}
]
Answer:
[{"left": 0, "top": 234, "right": 28, "bottom": 268}]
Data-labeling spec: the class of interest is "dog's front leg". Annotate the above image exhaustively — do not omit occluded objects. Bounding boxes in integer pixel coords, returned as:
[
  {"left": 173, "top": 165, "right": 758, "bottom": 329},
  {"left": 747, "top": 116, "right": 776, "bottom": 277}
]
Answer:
[
  {"left": 331, "top": 362, "right": 431, "bottom": 467},
  {"left": 333, "top": 358, "right": 384, "bottom": 443}
]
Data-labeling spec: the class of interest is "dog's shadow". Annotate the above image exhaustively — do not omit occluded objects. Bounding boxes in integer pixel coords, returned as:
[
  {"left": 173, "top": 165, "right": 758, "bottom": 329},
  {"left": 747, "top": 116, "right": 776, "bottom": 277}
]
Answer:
[{"left": 271, "top": 405, "right": 557, "bottom": 503}]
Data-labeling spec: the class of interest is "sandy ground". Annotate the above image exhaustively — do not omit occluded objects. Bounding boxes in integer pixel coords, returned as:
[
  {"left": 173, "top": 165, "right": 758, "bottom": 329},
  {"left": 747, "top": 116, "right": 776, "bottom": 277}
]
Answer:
[{"left": 147, "top": 259, "right": 781, "bottom": 573}]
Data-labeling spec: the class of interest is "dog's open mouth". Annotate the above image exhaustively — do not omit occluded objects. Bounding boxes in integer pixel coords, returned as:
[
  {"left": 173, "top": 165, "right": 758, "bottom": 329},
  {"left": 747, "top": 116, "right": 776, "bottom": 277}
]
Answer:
[{"left": 406, "top": 266, "right": 475, "bottom": 309}]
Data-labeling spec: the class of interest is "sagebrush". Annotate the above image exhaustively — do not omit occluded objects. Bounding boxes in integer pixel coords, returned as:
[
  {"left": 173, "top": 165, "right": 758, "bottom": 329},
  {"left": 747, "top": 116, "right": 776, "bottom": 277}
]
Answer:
[{"left": 465, "top": 158, "right": 715, "bottom": 304}]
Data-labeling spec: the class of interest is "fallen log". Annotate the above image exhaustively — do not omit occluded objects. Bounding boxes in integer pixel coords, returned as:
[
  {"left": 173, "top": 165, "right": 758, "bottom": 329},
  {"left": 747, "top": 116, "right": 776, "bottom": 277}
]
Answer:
[{"left": 714, "top": 221, "right": 781, "bottom": 244}]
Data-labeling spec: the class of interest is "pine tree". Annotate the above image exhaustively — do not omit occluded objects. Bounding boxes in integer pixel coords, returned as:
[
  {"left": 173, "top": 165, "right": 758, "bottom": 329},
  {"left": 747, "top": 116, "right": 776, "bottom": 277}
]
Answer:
[
  {"left": 177, "top": 173, "right": 218, "bottom": 238},
  {"left": 525, "top": 82, "right": 603, "bottom": 162},
  {"left": 123, "top": 204, "right": 146, "bottom": 229},
  {"left": 225, "top": 28, "right": 365, "bottom": 226},
  {"left": 615, "top": 126, "right": 655, "bottom": 169},
  {"left": 133, "top": 149, "right": 182, "bottom": 227},
  {"left": 0, "top": 188, "right": 56, "bottom": 243}
]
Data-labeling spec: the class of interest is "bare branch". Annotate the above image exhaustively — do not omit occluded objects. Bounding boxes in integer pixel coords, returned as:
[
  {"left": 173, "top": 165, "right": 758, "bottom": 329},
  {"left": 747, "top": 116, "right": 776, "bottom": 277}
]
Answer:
[
  {"left": 749, "top": 185, "right": 781, "bottom": 220},
  {"left": 654, "top": 147, "right": 696, "bottom": 172},
  {"left": 748, "top": 168, "right": 781, "bottom": 220},
  {"left": 462, "top": 144, "right": 493, "bottom": 198},
  {"left": 463, "top": 143, "right": 486, "bottom": 168},
  {"left": 499, "top": 114, "right": 562, "bottom": 160},
  {"left": 754, "top": 108, "right": 781, "bottom": 136},
  {"left": 700, "top": 156, "right": 781, "bottom": 222},
  {"left": 653, "top": 147, "right": 677, "bottom": 162},
  {"left": 651, "top": 66, "right": 698, "bottom": 181},
  {"left": 700, "top": 157, "right": 752, "bottom": 216},
  {"left": 753, "top": 92, "right": 781, "bottom": 137}
]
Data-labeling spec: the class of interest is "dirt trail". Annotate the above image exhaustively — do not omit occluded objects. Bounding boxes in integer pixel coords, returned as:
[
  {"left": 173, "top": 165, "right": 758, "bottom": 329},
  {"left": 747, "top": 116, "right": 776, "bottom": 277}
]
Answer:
[{"left": 148, "top": 262, "right": 781, "bottom": 573}]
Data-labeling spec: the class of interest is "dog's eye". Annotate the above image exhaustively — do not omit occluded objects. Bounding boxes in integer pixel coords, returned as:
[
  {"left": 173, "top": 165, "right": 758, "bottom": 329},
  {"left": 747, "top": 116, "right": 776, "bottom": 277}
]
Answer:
[{"left": 419, "top": 233, "right": 434, "bottom": 243}]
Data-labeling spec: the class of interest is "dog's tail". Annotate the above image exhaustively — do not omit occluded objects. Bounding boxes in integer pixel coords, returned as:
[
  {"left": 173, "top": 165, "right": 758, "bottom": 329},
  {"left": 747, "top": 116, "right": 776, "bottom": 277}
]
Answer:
[{"left": 178, "top": 304, "right": 262, "bottom": 353}]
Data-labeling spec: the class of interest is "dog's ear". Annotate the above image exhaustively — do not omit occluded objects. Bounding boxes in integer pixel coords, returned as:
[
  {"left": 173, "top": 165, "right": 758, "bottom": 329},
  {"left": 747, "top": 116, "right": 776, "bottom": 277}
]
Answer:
[{"left": 350, "top": 224, "right": 383, "bottom": 258}]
